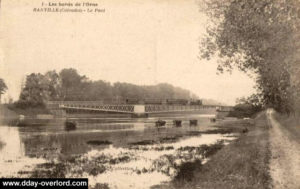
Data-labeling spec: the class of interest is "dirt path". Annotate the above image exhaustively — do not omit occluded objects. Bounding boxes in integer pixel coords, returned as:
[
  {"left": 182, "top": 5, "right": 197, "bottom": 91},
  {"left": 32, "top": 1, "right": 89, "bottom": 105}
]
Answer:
[{"left": 267, "top": 109, "right": 300, "bottom": 189}]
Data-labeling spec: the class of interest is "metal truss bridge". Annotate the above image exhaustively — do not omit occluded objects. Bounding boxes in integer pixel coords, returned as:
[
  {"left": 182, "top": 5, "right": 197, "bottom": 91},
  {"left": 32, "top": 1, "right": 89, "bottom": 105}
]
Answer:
[{"left": 47, "top": 101, "right": 232, "bottom": 115}]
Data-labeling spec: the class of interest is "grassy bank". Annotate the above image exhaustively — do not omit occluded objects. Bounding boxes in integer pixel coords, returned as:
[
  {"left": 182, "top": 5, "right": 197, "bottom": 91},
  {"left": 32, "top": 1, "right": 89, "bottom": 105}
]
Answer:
[
  {"left": 156, "top": 112, "right": 271, "bottom": 189},
  {"left": 6, "top": 104, "right": 50, "bottom": 117},
  {"left": 0, "top": 105, "right": 19, "bottom": 118},
  {"left": 0, "top": 104, "right": 52, "bottom": 126},
  {"left": 273, "top": 112, "right": 300, "bottom": 142},
  {"left": 1, "top": 104, "right": 50, "bottom": 117}
]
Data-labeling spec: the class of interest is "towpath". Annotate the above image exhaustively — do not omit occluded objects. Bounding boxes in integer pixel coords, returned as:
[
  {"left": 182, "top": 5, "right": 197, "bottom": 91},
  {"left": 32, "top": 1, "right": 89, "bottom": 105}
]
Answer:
[{"left": 267, "top": 109, "right": 300, "bottom": 189}]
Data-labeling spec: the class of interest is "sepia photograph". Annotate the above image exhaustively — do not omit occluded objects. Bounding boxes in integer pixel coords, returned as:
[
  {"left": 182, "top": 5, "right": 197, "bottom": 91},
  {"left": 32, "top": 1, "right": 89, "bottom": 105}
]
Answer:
[{"left": 0, "top": 0, "right": 299, "bottom": 188}]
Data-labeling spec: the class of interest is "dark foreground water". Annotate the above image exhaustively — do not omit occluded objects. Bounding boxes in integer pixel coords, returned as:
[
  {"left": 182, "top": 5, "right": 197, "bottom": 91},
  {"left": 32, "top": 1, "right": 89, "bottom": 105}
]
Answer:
[{"left": 0, "top": 114, "right": 237, "bottom": 188}]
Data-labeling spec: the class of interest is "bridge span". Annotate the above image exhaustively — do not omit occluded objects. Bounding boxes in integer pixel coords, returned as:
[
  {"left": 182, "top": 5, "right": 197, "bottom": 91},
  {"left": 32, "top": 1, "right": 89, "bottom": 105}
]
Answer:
[{"left": 47, "top": 101, "right": 232, "bottom": 117}]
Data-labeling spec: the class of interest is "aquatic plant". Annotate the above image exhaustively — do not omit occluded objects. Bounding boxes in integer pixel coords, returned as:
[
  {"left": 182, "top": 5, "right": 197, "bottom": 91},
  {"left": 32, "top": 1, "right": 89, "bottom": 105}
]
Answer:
[
  {"left": 129, "top": 140, "right": 156, "bottom": 145},
  {"left": 87, "top": 140, "right": 112, "bottom": 145}
]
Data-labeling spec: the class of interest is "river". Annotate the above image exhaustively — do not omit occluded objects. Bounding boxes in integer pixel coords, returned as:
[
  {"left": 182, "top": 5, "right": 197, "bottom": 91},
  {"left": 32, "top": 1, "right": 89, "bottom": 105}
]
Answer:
[{"left": 0, "top": 113, "right": 237, "bottom": 188}]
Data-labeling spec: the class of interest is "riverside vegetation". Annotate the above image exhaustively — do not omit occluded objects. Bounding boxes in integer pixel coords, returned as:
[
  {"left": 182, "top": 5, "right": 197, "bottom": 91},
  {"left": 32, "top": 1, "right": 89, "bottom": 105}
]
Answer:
[{"left": 155, "top": 112, "right": 271, "bottom": 189}]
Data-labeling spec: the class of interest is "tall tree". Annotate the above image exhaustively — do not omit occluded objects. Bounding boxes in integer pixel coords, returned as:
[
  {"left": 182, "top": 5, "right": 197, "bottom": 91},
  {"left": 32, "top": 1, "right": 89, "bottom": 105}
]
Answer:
[
  {"left": 59, "top": 68, "right": 87, "bottom": 100},
  {"left": 18, "top": 73, "right": 48, "bottom": 107},
  {"left": 44, "top": 70, "right": 61, "bottom": 100},
  {"left": 0, "top": 78, "right": 7, "bottom": 104},
  {"left": 200, "top": 0, "right": 300, "bottom": 113}
]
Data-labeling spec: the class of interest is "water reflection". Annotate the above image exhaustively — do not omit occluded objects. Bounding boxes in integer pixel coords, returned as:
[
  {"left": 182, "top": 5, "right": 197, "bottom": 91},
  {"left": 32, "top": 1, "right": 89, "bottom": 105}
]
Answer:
[
  {"left": 0, "top": 127, "right": 46, "bottom": 177},
  {"left": 11, "top": 115, "right": 212, "bottom": 157}
]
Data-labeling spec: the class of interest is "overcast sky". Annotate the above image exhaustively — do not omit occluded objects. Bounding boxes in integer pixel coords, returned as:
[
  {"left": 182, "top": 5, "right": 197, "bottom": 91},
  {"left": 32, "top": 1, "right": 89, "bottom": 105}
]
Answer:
[{"left": 0, "top": 0, "right": 256, "bottom": 105}]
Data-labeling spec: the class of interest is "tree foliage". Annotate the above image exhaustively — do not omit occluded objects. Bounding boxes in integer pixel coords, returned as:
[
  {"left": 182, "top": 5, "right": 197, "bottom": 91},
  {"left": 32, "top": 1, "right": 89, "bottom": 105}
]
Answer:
[
  {"left": 200, "top": 0, "right": 300, "bottom": 113},
  {"left": 236, "top": 94, "right": 263, "bottom": 109},
  {"left": 17, "top": 73, "right": 50, "bottom": 107},
  {"left": 16, "top": 68, "right": 195, "bottom": 107},
  {"left": 0, "top": 78, "right": 8, "bottom": 103},
  {"left": 228, "top": 94, "right": 263, "bottom": 118},
  {"left": 0, "top": 78, "right": 7, "bottom": 95}
]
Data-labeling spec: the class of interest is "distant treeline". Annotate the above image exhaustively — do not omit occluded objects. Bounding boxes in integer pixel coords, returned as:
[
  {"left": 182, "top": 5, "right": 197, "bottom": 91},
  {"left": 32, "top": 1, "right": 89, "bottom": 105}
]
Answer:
[{"left": 16, "top": 68, "right": 197, "bottom": 108}]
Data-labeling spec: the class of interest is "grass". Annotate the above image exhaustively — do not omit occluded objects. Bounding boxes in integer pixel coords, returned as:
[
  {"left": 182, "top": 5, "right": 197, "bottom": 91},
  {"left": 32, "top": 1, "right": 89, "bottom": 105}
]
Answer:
[
  {"left": 187, "top": 119, "right": 253, "bottom": 137},
  {"left": 154, "top": 112, "right": 271, "bottom": 189},
  {"left": 5, "top": 104, "right": 50, "bottom": 117},
  {"left": 273, "top": 111, "right": 300, "bottom": 142},
  {"left": 91, "top": 183, "right": 110, "bottom": 189},
  {"left": 30, "top": 162, "right": 66, "bottom": 178},
  {"left": 174, "top": 141, "right": 225, "bottom": 182},
  {"left": 174, "top": 160, "right": 202, "bottom": 182},
  {"left": 0, "top": 105, "right": 19, "bottom": 118}
]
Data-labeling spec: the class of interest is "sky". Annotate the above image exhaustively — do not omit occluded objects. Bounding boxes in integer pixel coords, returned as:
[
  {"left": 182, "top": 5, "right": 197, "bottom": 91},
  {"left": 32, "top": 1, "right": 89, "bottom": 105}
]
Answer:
[{"left": 0, "top": 0, "right": 256, "bottom": 105}]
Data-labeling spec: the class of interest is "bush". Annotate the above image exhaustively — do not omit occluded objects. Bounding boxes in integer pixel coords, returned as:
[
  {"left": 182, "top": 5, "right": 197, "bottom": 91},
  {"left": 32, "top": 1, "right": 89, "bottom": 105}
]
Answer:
[{"left": 228, "top": 103, "right": 262, "bottom": 118}]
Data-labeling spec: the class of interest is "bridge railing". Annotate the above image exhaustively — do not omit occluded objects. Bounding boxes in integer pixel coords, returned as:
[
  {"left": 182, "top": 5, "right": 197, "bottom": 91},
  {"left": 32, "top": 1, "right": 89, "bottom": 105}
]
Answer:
[
  {"left": 58, "top": 104, "right": 135, "bottom": 113},
  {"left": 144, "top": 105, "right": 217, "bottom": 113},
  {"left": 48, "top": 100, "right": 127, "bottom": 106}
]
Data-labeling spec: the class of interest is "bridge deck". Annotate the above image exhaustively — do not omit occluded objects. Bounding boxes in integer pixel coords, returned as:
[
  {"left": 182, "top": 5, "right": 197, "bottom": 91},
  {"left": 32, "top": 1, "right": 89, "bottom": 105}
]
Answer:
[{"left": 47, "top": 101, "right": 232, "bottom": 114}]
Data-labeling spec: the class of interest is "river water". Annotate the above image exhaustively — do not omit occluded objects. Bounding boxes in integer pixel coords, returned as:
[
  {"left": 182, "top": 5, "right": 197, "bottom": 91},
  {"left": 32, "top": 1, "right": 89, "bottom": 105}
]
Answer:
[{"left": 0, "top": 114, "right": 237, "bottom": 188}]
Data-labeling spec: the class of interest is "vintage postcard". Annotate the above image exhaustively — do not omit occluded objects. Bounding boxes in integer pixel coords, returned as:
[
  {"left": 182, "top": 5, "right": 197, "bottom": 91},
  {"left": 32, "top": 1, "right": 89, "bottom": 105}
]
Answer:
[{"left": 0, "top": 0, "right": 299, "bottom": 189}]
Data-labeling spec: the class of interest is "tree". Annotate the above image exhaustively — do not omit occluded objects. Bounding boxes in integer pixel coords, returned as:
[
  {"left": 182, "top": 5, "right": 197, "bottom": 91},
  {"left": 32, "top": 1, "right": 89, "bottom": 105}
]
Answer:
[
  {"left": 84, "top": 80, "right": 113, "bottom": 100},
  {"left": 17, "top": 73, "right": 48, "bottom": 107},
  {"left": 59, "top": 68, "right": 87, "bottom": 100},
  {"left": 44, "top": 70, "right": 61, "bottom": 100},
  {"left": 0, "top": 78, "right": 7, "bottom": 104},
  {"left": 236, "top": 94, "right": 263, "bottom": 109},
  {"left": 200, "top": 0, "right": 300, "bottom": 114},
  {"left": 16, "top": 68, "right": 196, "bottom": 107}
]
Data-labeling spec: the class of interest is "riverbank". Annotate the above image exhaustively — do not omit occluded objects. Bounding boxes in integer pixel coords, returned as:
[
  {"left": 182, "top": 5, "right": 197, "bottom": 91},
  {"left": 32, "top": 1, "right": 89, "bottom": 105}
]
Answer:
[
  {"left": 155, "top": 111, "right": 271, "bottom": 189},
  {"left": 4, "top": 104, "right": 50, "bottom": 117},
  {"left": 0, "top": 104, "right": 51, "bottom": 120},
  {"left": 0, "top": 105, "right": 56, "bottom": 126},
  {"left": 0, "top": 105, "right": 19, "bottom": 118}
]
